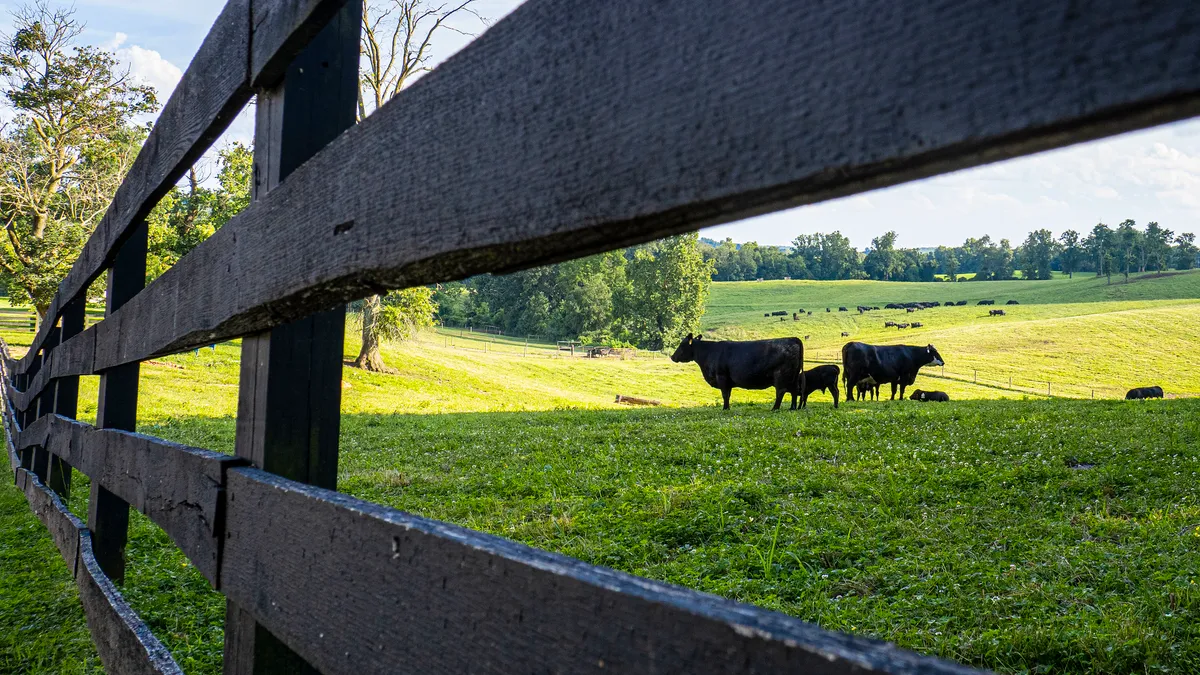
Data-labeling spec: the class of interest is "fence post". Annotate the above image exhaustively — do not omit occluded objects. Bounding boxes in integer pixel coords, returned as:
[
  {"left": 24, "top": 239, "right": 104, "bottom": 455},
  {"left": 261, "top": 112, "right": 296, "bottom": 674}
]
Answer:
[
  {"left": 28, "top": 321, "right": 60, "bottom": 482},
  {"left": 88, "top": 223, "right": 148, "bottom": 585},
  {"left": 1047, "top": 381, "right": 1051, "bottom": 397},
  {"left": 224, "top": 4, "right": 360, "bottom": 674},
  {"left": 45, "top": 298, "right": 85, "bottom": 499}
]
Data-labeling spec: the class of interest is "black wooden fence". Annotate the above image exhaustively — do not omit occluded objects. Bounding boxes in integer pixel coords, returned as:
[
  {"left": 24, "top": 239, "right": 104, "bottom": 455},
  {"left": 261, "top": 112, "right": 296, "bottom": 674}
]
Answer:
[{"left": 3, "top": 0, "right": 1198, "bottom": 672}]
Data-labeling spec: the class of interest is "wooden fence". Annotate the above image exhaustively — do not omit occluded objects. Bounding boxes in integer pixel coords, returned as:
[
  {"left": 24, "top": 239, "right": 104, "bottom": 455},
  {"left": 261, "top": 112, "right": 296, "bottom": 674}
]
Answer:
[{"left": 3, "top": 0, "right": 1199, "bottom": 672}]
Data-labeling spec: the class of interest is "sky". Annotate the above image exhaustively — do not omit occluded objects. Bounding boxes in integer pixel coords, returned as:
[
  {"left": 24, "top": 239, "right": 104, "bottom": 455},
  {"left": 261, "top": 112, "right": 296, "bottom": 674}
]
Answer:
[{"left": 3, "top": 0, "right": 1199, "bottom": 250}]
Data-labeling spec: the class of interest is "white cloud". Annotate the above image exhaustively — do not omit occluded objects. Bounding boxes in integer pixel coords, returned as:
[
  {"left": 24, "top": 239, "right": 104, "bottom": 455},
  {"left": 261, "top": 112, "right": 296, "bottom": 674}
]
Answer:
[{"left": 112, "top": 35, "right": 183, "bottom": 104}]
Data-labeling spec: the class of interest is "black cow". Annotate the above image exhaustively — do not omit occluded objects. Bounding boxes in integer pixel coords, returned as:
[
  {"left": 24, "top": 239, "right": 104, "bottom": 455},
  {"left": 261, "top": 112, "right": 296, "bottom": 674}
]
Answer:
[
  {"left": 1006, "top": 300, "right": 1019, "bottom": 305},
  {"left": 842, "top": 342, "right": 945, "bottom": 401},
  {"left": 956, "top": 300, "right": 968, "bottom": 306},
  {"left": 671, "top": 334, "right": 803, "bottom": 410},
  {"left": 1125, "top": 386, "right": 1164, "bottom": 400},
  {"left": 839, "top": 307, "right": 848, "bottom": 312},
  {"left": 978, "top": 300, "right": 995, "bottom": 306},
  {"left": 854, "top": 376, "right": 880, "bottom": 401},
  {"left": 801, "top": 364, "right": 840, "bottom": 408},
  {"left": 989, "top": 309, "right": 1006, "bottom": 316},
  {"left": 909, "top": 389, "right": 950, "bottom": 402},
  {"left": 841, "top": 331, "right": 851, "bottom": 337}
]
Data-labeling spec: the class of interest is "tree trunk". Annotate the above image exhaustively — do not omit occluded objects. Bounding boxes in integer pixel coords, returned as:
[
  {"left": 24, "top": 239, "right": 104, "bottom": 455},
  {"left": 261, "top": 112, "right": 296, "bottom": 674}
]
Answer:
[{"left": 353, "top": 294, "right": 389, "bottom": 371}]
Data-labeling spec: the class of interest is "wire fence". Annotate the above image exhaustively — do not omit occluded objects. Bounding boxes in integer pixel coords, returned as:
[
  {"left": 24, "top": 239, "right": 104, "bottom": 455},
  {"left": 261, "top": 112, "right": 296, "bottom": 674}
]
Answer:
[
  {"left": 803, "top": 350, "right": 1192, "bottom": 400},
  {"left": 421, "top": 326, "right": 671, "bottom": 360}
]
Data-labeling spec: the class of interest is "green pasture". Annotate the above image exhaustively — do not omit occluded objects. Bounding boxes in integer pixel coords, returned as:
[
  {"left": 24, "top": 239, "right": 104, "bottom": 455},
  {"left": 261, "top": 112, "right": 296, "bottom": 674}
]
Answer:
[{"left": 1, "top": 270, "right": 1199, "bottom": 673}]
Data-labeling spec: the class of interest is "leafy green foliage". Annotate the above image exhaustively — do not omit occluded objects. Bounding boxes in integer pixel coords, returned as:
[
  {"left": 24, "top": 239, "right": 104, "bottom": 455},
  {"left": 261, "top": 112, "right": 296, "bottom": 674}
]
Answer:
[
  {"left": 445, "top": 235, "right": 712, "bottom": 349},
  {"left": 1019, "top": 229, "right": 1057, "bottom": 280},
  {"left": 0, "top": 3, "right": 156, "bottom": 313},
  {"left": 146, "top": 143, "right": 253, "bottom": 280},
  {"left": 370, "top": 287, "right": 437, "bottom": 342}
]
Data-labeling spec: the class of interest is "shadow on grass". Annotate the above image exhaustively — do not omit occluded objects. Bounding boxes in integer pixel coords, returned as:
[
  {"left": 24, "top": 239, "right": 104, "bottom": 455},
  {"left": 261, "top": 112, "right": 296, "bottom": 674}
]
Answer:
[{"left": 6, "top": 399, "right": 1200, "bottom": 674}]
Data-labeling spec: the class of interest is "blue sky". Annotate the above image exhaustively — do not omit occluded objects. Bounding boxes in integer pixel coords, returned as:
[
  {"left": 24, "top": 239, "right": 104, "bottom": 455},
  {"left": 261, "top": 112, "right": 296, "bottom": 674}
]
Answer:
[{"left": 4, "top": 0, "right": 1198, "bottom": 250}]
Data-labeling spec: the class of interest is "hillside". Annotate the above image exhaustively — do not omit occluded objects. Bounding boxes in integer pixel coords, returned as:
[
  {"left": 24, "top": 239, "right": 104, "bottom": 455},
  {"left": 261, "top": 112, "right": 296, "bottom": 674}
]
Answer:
[
  {"left": 705, "top": 269, "right": 1200, "bottom": 326},
  {"left": 703, "top": 270, "right": 1200, "bottom": 398}
]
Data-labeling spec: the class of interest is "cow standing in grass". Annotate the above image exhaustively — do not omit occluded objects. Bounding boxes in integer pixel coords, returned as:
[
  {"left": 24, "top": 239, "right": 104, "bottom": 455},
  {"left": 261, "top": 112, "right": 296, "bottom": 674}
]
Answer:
[
  {"left": 800, "top": 364, "right": 840, "bottom": 408},
  {"left": 671, "top": 334, "right": 804, "bottom": 410},
  {"left": 842, "top": 342, "right": 945, "bottom": 401}
]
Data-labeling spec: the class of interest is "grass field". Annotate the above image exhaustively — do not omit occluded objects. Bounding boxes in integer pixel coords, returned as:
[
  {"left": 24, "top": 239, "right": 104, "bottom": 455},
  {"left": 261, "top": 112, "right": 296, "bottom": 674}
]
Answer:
[{"left": 1, "top": 270, "right": 1199, "bottom": 673}]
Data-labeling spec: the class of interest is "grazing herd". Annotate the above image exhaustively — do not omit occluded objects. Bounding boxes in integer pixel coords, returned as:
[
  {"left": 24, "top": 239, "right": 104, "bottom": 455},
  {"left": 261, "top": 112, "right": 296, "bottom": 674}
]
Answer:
[
  {"left": 671, "top": 299, "right": 1170, "bottom": 409},
  {"left": 672, "top": 333, "right": 948, "bottom": 410}
]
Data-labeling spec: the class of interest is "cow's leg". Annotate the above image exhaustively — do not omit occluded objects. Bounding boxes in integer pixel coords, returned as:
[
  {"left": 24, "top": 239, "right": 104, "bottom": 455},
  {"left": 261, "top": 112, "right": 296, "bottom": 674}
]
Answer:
[
  {"left": 721, "top": 388, "right": 732, "bottom": 410},
  {"left": 890, "top": 382, "right": 897, "bottom": 400},
  {"left": 898, "top": 382, "right": 907, "bottom": 400},
  {"left": 772, "top": 386, "right": 785, "bottom": 411},
  {"left": 832, "top": 384, "right": 839, "bottom": 409}
]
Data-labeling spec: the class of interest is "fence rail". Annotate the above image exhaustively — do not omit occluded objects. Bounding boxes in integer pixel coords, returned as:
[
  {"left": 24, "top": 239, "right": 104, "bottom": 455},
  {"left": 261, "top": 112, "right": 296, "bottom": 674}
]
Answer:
[{"left": 4, "top": 0, "right": 1200, "bottom": 672}]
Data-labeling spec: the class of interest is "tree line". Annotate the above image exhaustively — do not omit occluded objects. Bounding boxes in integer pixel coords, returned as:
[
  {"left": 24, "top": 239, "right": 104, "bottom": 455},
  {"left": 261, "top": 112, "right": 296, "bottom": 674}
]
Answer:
[
  {"left": 433, "top": 234, "right": 713, "bottom": 350},
  {"left": 703, "top": 222, "right": 1199, "bottom": 283}
]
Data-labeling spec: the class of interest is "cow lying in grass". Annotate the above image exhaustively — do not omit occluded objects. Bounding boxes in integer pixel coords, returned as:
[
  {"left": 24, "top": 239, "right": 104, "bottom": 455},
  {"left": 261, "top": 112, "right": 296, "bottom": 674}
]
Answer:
[
  {"left": 909, "top": 389, "right": 949, "bottom": 402},
  {"left": 670, "top": 334, "right": 803, "bottom": 410}
]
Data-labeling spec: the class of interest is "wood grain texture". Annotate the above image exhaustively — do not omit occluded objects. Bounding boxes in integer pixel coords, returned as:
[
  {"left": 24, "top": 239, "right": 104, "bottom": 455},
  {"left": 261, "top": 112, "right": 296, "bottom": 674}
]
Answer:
[
  {"left": 13, "top": 0, "right": 252, "bottom": 376},
  {"left": 17, "top": 414, "right": 245, "bottom": 586},
  {"left": 221, "top": 468, "right": 981, "bottom": 675},
  {"left": 16, "top": 467, "right": 183, "bottom": 674},
  {"left": 10, "top": 0, "right": 1192, "bottom": 374},
  {"left": 250, "top": 0, "right": 352, "bottom": 86},
  {"left": 18, "top": 467, "right": 82, "bottom": 578}
]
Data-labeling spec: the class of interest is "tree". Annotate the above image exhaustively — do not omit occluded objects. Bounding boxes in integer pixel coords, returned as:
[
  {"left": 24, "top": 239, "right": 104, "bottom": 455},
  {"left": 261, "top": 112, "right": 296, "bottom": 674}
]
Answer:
[
  {"left": 1144, "top": 221, "right": 1174, "bottom": 271},
  {"left": 1019, "top": 229, "right": 1057, "bottom": 280},
  {"left": 1085, "top": 223, "right": 1113, "bottom": 282},
  {"left": 622, "top": 233, "right": 713, "bottom": 350},
  {"left": 0, "top": 3, "right": 157, "bottom": 317},
  {"left": 1115, "top": 219, "right": 1139, "bottom": 281},
  {"left": 1058, "top": 230, "right": 1082, "bottom": 278},
  {"left": 353, "top": 0, "right": 485, "bottom": 371},
  {"left": 934, "top": 246, "right": 959, "bottom": 281},
  {"left": 1175, "top": 232, "right": 1198, "bottom": 270},
  {"left": 863, "top": 231, "right": 900, "bottom": 281}
]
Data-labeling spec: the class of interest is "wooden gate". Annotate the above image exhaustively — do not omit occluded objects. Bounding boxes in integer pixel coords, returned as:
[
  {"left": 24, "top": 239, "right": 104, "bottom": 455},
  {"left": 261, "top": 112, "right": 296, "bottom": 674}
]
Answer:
[{"left": 3, "top": 0, "right": 1198, "bottom": 672}]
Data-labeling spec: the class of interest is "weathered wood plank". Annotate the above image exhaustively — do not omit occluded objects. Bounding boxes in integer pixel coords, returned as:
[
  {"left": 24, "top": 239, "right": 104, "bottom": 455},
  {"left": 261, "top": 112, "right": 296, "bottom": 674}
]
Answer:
[
  {"left": 6, "top": 0, "right": 1188, "bottom": 374},
  {"left": 250, "top": 0, "right": 352, "bottom": 86},
  {"left": 17, "top": 414, "right": 246, "bottom": 586},
  {"left": 76, "top": 533, "right": 184, "bottom": 675},
  {"left": 221, "top": 468, "right": 980, "bottom": 675},
  {"left": 13, "top": 0, "right": 253, "bottom": 376},
  {"left": 16, "top": 467, "right": 182, "bottom": 673},
  {"left": 17, "top": 467, "right": 81, "bottom": 578}
]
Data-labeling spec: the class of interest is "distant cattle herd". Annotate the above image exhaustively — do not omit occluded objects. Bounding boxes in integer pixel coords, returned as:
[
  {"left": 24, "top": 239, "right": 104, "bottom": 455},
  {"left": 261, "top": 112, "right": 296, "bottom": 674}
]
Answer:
[{"left": 671, "top": 299, "right": 1166, "bottom": 407}]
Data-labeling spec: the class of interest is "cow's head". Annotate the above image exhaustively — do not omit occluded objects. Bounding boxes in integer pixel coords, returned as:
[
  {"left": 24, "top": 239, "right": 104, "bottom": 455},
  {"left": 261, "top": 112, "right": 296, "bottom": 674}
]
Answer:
[
  {"left": 926, "top": 344, "right": 944, "bottom": 366},
  {"left": 909, "top": 389, "right": 924, "bottom": 400},
  {"left": 671, "top": 333, "right": 701, "bottom": 362}
]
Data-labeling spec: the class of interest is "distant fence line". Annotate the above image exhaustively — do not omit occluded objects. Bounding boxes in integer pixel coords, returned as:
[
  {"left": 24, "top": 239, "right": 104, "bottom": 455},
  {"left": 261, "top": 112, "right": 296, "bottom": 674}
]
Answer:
[{"left": 803, "top": 350, "right": 1191, "bottom": 400}]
